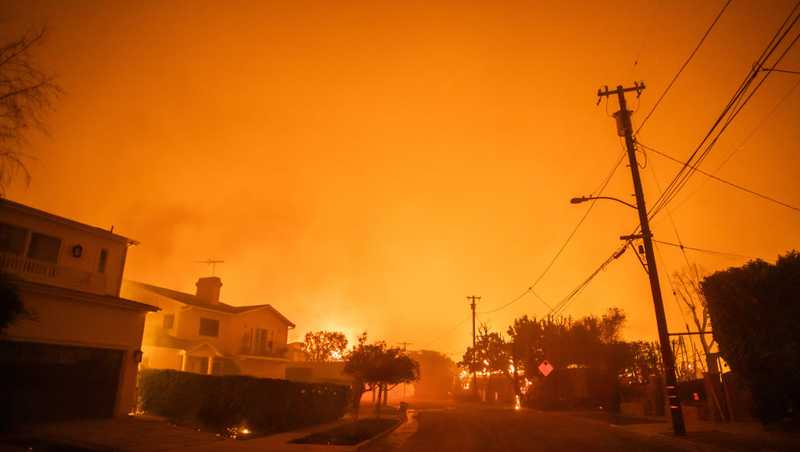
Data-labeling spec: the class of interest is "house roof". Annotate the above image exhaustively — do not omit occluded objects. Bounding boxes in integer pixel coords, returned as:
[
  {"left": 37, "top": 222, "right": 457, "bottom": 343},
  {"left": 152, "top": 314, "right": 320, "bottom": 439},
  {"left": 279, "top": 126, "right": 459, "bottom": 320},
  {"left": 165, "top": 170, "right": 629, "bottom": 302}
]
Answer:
[
  {"left": 127, "top": 280, "right": 295, "bottom": 327},
  {"left": 0, "top": 198, "right": 135, "bottom": 244},
  {"left": 15, "top": 279, "right": 159, "bottom": 313}
]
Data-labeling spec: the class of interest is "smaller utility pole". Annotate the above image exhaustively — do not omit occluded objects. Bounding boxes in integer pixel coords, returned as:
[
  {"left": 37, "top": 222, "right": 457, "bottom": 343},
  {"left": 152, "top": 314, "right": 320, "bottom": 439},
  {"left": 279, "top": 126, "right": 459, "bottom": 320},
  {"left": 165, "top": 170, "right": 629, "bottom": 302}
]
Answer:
[
  {"left": 467, "top": 295, "right": 480, "bottom": 398},
  {"left": 397, "top": 342, "right": 411, "bottom": 400}
]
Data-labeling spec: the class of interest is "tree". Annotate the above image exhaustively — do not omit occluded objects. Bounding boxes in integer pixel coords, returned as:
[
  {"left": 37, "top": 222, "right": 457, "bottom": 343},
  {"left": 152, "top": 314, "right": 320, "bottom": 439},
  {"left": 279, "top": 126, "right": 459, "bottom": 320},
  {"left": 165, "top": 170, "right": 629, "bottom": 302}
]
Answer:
[
  {"left": 621, "top": 341, "right": 662, "bottom": 385},
  {"left": 502, "top": 308, "right": 632, "bottom": 411},
  {"left": 671, "top": 265, "right": 716, "bottom": 372},
  {"left": 701, "top": 250, "right": 800, "bottom": 423},
  {"left": 343, "top": 333, "right": 419, "bottom": 418},
  {"left": 0, "top": 28, "right": 61, "bottom": 194},
  {"left": 0, "top": 273, "right": 25, "bottom": 333},
  {"left": 303, "top": 330, "right": 348, "bottom": 362},
  {"left": 459, "top": 325, "right": 514, "bottom": 401}
]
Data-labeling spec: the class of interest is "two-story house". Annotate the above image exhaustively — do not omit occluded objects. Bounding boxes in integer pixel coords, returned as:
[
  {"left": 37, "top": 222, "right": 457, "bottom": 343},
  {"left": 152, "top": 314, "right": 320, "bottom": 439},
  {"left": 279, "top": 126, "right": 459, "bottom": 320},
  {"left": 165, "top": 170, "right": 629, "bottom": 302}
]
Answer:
[
  {"left": 0, "top": 198, "right": 157, "bottom": 424},
  {"left": 122, "top": 277, "right": 295, "bottom": 379}
]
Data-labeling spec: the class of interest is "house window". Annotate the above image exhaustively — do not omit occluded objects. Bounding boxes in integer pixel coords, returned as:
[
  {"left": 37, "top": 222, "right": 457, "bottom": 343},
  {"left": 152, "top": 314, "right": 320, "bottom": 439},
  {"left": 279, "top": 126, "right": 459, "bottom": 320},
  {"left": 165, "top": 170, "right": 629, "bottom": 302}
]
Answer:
[
  {"left": 185, "top": 356, "right": 209, "bottom": 374},
  {"left": 252, "top": 328, "right": 274, "bottom": 354},
  {"left": 98, "top": 249, "right": 108, "bottom": 273},
  {"left": 199, "top": 318, "right": 219, "bottom": 337},
  {"left": 163, "top": 314, "right": 174, "bottom": 329},
  {"left": 0, "top": 223, "right": 27, "bottom": 255},
  {"left": 27, "top": 232, "right": 61, "bottom": 263}
]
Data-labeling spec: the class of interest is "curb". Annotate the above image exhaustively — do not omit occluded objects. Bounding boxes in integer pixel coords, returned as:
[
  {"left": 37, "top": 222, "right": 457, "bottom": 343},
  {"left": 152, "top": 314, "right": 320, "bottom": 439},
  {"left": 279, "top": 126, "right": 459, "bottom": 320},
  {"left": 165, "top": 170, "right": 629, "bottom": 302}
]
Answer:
[{"left": 354, "top": 412, "right": 410, "bottom": 451}]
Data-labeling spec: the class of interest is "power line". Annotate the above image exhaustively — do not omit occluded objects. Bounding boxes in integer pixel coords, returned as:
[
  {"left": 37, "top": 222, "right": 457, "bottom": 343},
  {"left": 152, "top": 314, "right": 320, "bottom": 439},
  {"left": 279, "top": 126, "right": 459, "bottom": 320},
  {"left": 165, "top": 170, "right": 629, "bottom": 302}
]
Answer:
[
  {"left": 479, "top": 150, "right": 626, "bottom": 315},
  {"left": 646, "top": 3, "right": 800, "bottom": 220},
  {"left": 652, "top": 239, "right": 756, "bottom": 259},
  {"left": 762, "top": 66, "right": 800, "bottom": 75},
  {"left": 548, "top": 243, "right": 629, "bottom": 317},
  {"left": 635, "top": 0, "right": 734, "bottom": 134},
  {"left": 639, "top": 141, "right": 800, "bottom": 213},
  {"left": 669, "top": 75, "right": 800, "bottom": 212}
]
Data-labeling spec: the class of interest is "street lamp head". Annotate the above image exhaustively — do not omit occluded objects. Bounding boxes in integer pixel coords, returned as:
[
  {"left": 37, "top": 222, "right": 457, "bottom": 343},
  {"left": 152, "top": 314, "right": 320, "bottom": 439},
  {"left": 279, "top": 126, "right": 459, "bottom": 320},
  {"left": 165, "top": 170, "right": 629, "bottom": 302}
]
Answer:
[{"left": 570, "top": 196, "right": 587, "bottom": 205}]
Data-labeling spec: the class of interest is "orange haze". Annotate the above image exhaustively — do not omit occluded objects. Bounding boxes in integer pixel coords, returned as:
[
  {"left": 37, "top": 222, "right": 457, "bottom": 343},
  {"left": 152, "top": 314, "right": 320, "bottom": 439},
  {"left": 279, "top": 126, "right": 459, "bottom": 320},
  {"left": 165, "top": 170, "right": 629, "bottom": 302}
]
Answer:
[{"left": 3, "top": 0, "right": 799, "bottom": 358}]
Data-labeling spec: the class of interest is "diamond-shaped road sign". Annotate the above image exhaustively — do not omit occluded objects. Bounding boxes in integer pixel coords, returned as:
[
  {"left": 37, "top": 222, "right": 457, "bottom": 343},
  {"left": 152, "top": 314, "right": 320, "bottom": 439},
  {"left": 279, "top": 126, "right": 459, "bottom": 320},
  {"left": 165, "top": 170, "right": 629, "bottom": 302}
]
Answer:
[{"left": 538, "top": 360, "right": 554, "bottom": 377}]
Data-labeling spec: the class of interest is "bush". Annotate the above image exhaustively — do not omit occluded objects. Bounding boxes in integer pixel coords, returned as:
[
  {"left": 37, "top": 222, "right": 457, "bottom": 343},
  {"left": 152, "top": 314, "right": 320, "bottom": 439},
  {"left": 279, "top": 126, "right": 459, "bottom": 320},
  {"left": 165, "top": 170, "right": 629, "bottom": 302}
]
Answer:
[
  {"left": 701, "top": 251, "right": 800, "bottom": 423},
  {"left": 138, "top": 369, "right": 350, "bottom": 433}
]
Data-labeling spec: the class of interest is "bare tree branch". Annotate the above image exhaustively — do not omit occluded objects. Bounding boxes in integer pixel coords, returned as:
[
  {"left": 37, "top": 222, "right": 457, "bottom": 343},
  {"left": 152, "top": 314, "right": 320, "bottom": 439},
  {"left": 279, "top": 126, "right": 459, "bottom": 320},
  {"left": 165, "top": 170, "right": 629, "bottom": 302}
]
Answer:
[{"left": 0, "top": 27, "right": 61, "bottom": 195}]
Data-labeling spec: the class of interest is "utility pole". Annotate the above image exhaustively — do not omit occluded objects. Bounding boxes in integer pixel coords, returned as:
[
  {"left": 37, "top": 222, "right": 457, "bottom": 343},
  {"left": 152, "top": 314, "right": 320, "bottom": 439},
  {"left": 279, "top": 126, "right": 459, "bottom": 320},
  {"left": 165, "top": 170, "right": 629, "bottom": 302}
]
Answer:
[
  {"left": 598, "top": 83, "right": 687, "bottom": 436},
  {"left": 467, "top": 295, "right": 480, "bottom": 398},
  {"left": 397, "top": 342, "right": 411, "bottom": 400}
]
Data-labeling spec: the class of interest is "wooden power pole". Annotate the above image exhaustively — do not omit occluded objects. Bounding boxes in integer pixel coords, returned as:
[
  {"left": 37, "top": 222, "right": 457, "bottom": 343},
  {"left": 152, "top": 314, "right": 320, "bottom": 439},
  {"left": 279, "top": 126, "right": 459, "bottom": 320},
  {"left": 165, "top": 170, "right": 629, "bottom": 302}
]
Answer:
[
  {"left": 598, "top": 83, "right": 687, "bottom": 436},
  {"left": 467, "top": 295, "right": 480, "bottom": 398}
]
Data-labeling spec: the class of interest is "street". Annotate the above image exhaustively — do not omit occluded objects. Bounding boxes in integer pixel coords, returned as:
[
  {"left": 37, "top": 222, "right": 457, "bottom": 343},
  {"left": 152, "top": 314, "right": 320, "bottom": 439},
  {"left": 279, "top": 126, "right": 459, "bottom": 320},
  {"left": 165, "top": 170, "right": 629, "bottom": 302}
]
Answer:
[{"left": 366, "top": 407, "right": 688, "bottom": 452}]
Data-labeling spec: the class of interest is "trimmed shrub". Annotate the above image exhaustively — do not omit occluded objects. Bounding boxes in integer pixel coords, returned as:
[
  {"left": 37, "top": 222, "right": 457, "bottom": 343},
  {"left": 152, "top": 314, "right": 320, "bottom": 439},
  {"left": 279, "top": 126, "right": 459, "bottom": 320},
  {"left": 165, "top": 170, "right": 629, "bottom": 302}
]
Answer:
[{"left": 138, "top": 369, "right": 350, "bottom": 433}]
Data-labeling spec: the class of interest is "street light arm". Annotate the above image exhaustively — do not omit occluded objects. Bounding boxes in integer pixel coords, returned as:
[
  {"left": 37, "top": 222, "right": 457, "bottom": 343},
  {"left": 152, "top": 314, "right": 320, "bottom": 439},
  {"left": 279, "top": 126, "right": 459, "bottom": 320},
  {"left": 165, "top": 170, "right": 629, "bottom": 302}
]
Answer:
[{"left": 570, "top": 195, "right": 638, "bottom": 210}]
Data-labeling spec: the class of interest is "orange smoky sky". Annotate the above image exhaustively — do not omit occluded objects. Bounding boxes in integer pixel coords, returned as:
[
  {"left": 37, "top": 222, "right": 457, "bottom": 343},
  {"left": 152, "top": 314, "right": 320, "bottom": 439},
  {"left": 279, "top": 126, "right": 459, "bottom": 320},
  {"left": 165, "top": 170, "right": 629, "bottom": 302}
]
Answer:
[{"left": 2, "top": 0, "right": 798, "bottom": 358}]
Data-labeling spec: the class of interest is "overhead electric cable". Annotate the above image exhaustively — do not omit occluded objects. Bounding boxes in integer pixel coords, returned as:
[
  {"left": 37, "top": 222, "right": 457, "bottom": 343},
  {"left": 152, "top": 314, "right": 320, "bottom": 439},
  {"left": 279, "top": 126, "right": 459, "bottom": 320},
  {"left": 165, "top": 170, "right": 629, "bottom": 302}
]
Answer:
[
  {"left": 639, "top": 142, "right": 800, "bottom": 213},
  {"left": 668, "top": 76, "right": 800, "bottom": 212},
  {"left": 636, "top": 0, "right": 734, "bottom": 134},
  {"left": 652, "top": 239, "right": 756, "bottom": 259},
  {"left": 479, "top": 150, "right": 626, "bottom": 314},
  {"left": 646, "top": 4, "right": 800, "bottom": 220}
]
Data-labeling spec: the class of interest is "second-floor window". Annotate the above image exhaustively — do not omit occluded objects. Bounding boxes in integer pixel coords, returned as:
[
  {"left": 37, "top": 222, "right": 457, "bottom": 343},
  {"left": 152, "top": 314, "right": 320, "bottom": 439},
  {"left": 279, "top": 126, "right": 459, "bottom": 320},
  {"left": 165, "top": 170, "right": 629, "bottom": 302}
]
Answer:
[
  {"left": 27, "top": 232, "right": 61, "bottom": 263},
  {"left": 98, "top": 249, "right": 108, "bottom": 273},
  {"left": 163, "top": 314, "right": 174, "bottom": 330},
  {"left": 199, "top": 318, "right": 219, "bottom": 337},
  {"left": 0, "top": 222, "right": 27, "bottom": 255},
  {"left": 254, "top": 328, "right": 274, "bottom": 354}
]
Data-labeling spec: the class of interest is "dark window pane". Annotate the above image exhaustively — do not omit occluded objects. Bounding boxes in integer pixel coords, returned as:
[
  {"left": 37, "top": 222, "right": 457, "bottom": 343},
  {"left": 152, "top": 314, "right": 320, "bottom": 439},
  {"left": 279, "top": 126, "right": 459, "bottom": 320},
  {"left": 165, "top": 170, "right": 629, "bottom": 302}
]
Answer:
[
  {"left": 0, "top": 222, "right": 27, "bottom": 255},
  {"left": 98, "top": 249, "right": 108, "bottom": 273},
  {"left": 163, "top": 314, "right": 174, "bottom": 329},
  {"left": 27, "top": 233, "right": 61, "bottom": 263},
  {"left": 199, "top": 318, "right": 219, "bottom": 337}
]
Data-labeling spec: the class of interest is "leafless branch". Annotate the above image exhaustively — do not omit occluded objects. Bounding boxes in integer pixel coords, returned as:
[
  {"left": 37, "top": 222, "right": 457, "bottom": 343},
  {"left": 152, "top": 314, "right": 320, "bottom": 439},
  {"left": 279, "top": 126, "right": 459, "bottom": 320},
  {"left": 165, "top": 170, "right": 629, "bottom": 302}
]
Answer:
[{"left": 0, "top": 27, "right": 61, "bottom": 195}]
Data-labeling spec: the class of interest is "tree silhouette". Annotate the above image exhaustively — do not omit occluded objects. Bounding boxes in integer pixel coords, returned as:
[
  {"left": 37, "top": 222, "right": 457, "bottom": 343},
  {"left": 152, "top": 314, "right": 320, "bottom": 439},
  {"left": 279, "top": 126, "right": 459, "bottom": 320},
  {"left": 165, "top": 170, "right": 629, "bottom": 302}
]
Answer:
[
  {"left": 0, "top": 28, "right": 61, "bottom": 194},
  {"left": 702, "top": 250, "right": 800, "bottom": 423},
  {"left": 344, "top": 333, "right": 419, "bottom": 418},
  {"left": 671, "top": 265, "right": 716, "bottom": 372},
  {"left": 303, "top": 330, "right": 348, "bottom": 362}
]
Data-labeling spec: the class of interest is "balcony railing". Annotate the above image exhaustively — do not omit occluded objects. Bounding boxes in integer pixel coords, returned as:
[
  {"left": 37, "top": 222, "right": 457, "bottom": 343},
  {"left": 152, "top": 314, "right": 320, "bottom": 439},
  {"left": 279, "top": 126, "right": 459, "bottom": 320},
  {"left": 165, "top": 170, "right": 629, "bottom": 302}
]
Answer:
[
  {"left": 239, "top": 342, "right": 287, "bottom": 359},
  {"left": 0, "top": 252, "right": 56, "bottom": 277},
  {"left": 0, "top": 252, "right": 108, "bottom": 295}
]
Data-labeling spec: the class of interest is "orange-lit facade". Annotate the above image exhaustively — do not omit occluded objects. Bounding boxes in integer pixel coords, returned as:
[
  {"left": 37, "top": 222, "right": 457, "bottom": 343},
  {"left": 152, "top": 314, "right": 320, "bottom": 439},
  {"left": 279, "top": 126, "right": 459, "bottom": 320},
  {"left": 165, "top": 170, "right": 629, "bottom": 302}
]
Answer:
[
  {"left": 123, "top": 278, "right": 295, "bottom": 379},
  {"left": 0, "top": 198, "right": 157, "bottom": 421}
]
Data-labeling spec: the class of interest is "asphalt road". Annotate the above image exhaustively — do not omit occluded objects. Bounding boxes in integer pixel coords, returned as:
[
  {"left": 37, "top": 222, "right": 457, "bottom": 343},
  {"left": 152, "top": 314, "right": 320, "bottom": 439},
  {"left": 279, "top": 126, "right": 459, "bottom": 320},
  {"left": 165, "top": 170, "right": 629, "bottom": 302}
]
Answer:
[{"left": 365, "top": 406, "right": 688, "bottom": 452}]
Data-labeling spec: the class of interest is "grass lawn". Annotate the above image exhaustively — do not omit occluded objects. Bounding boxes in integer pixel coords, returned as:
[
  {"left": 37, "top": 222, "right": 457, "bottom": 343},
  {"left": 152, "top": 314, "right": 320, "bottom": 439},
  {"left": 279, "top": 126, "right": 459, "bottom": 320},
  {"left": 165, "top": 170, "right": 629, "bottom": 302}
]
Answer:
[{"left": 290, "top": 418, "right": 399, "bottom": 445}]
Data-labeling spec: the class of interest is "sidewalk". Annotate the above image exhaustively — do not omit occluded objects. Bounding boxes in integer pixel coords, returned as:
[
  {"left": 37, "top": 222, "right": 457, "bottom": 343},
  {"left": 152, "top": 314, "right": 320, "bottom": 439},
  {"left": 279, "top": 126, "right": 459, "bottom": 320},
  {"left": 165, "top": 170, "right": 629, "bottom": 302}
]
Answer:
[
  {"left": 568, "top": 411, "right": 800, "bottom": 452},
  {"left": 1, "top": 411, "right": 405, "bottom": 452}
]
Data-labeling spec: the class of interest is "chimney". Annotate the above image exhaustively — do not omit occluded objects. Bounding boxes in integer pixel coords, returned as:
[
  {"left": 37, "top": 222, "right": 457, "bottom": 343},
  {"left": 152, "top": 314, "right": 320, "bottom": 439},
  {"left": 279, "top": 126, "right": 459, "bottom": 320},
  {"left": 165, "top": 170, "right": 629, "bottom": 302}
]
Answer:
[{"left": 195, "top": 276, "right": 222, "bottom": 303}]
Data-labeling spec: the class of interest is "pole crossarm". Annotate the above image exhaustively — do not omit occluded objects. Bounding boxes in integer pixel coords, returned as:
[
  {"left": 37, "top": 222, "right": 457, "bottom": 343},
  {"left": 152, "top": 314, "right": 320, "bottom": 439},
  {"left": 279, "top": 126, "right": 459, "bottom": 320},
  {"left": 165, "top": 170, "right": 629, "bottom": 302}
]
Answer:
[{"left": 597, "top": 82, "right": 646, "bottom": 99}]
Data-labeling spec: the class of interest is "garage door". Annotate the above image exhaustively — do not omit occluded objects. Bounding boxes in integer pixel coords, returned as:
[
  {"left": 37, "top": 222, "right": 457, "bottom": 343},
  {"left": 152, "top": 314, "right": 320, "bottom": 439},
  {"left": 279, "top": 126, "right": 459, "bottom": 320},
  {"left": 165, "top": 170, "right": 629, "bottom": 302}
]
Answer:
[{"left": 0, "top": 341, "right": 123, "bottom": 427}]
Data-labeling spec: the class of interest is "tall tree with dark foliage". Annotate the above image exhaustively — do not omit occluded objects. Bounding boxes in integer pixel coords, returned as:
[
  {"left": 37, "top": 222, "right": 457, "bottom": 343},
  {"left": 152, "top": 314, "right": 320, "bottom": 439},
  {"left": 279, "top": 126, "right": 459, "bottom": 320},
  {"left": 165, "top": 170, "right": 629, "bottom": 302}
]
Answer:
[{"left": 702, "top": 250, "right": 800, "bottom": 423}]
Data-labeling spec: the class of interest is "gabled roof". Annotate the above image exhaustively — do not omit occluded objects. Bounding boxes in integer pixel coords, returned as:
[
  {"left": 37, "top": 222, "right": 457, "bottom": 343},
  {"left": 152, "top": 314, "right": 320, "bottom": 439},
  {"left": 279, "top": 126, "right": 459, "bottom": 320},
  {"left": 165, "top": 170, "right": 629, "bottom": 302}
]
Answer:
[{"left": 126, "top": 280, "right": 295, "bottom": 327}]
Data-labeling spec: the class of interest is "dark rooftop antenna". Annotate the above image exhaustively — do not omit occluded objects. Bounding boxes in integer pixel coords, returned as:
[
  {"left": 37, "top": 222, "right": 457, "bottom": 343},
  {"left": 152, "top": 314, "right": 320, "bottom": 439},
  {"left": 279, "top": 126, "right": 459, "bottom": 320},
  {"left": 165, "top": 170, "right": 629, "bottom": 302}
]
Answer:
[{"left": 195, "top": 258, "right": 224, "bottom": 276}]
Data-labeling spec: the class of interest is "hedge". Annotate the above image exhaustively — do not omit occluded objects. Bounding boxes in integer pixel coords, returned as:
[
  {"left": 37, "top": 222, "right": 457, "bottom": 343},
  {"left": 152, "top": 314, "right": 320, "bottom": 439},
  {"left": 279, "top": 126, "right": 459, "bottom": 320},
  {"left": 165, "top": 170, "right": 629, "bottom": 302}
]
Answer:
[{"left": 138, "top": 369, "right": 350, "bottom": 433}]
